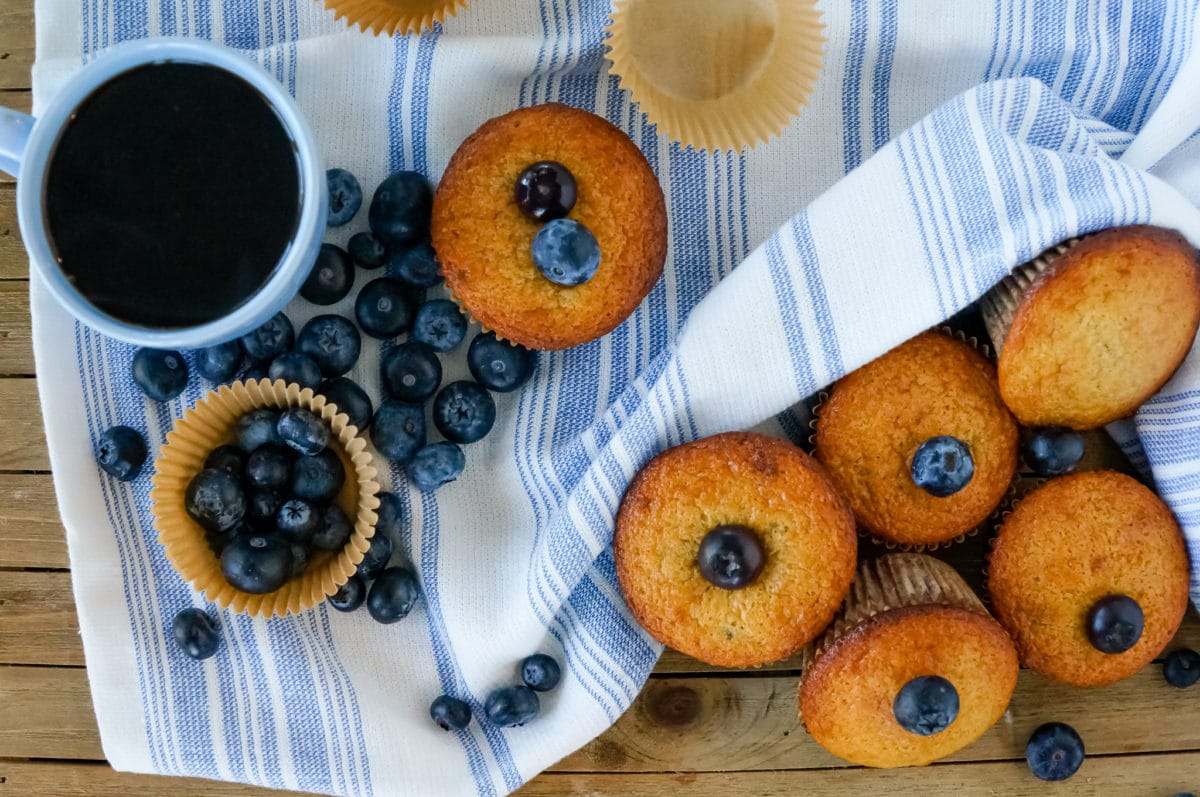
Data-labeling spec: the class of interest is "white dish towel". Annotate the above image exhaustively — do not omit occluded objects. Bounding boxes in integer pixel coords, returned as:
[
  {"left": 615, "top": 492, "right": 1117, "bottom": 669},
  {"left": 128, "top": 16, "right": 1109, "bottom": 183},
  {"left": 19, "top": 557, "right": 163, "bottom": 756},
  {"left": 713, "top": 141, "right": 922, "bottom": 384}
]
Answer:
[{"left": 28, "top": 0, "right": 1200, "bottom": 794}]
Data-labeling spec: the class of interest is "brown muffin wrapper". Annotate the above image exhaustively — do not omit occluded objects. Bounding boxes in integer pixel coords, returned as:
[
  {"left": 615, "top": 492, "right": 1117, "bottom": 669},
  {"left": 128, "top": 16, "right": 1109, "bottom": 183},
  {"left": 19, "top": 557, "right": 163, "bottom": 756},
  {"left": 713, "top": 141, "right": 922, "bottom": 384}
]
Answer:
[
  {"left": 322, "top": 0, "right": 467, "bottom": 36},
  {"left": 149, "top": 379, "right": 381, "bottom": 617},
  {"left": 980, "top": 238, "right": 1080, "bottom": 354}
]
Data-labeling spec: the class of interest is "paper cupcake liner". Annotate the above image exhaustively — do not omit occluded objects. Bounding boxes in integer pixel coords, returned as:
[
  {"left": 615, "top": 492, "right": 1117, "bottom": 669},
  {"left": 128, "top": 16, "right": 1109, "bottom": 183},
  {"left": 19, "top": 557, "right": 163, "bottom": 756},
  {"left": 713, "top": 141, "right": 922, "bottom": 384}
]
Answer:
[
  {"left": 605, "top": 0, "right": 825, "bottom": 152},
  {"left": 321, "top": 0, "right": 466, "bottom": 36},
  {"left": 980, "top": 238, "right": 1079, "bottom": 354},
  {"left": 150, "top": 379, "right": 380, "bottom": 617}
]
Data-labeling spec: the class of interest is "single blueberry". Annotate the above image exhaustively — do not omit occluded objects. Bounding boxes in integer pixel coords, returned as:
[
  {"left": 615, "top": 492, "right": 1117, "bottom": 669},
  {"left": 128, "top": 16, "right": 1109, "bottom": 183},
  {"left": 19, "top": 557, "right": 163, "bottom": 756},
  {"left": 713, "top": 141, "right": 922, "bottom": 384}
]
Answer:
[
  {"left": 289, "top": 542, "right": 309, "bottom": 579},
  {"left": 348, "top": 231, "right": 387, "bottom": 270},
  {"left": 893, "top": 675, "right": 959, "bottom": 736},
  {"left": 382, "top": 341, "right": 442, "bottom": 402},
  {"left": 406, "top": 442, "right": 466, "bottom": 492},
  {"left": 194, "top": 340, "right": 243, "bottom": 383},
  {"left": 172, "top": 608, "right": 220, "bottom": 660},
  {"left": 367, "top": 565, "right": 421, "bottom": 623},
  {"left": 696, "top": 524, "right": 765, "bottom": 590},
  {"left": 467, "top": 332, "right": 536, "bottom": 393},
  {"left": 330, "top": 575, "right": 367, "bottom": 612},
  {"left": 390, "top": 242, "right": 444, "bottom": 288},
  {"left": 356, "top": 277, "right": 415, "bottom": 339},
  {"left": 239, "top": 312, "right": 294, "bottom": 363},
  {"left": 297, "top": 315, "right": 362, "bottom": 377},
  {"left": 277, "top": 408, "right": 330, "bottom": 456},
  {"left": 245, "top": 444, "right": 293, "bottom": 492},
  {"left": 204, "top": 445, "right": 246, "bottom": 480},
  {"left": 313, "top": 505, "right": 353, "bottom": 551},
  {"left": 1022, "top": 427, "right": 1086, "bottom": 477},
  {"left": 520, "top": 653, "right": 562, "bottom": 692},
  {"left": 531, "top": 218, "right": 601, "bottom": 286},
  {"left": 484, "top": 685, "right": 539, "bottom": 727},
  {"left": 910, "top": 436, "right": 975, "bottom": 497},
  {"left": 206, "top": 521, "right": 247, "bottom": 556},
  {"left": 96, "top": 426, "right": 148, "bottom": 481},
  {"left": 369, "top": 171, "right": 433, "bottom": 246},
  {"left": 412, "top": 300, "right": 468, "bottom": 352},
  {"left": 235, "top": 408, "right": 282, "bottom": 451},
  {"left": 1163, "top": 648, "right": 1200, "bottom": 688},
  {"left": 132, "top": 348, "right": 189, "bottom": 402},
  {"left": 1085, "top": 594, "right": 1144, "bottom": 654},
  {"left": 355, "top": 532, "right": 394, "bottom": 581},
  {"left": 433, "top": 381, "right": 496, "bottom": 445},
  {"left": 372, "top": 400, "right": 426, "bottom": 463},
  {"left": 185, "top": 469, "right": 246, "bottom": 533},
  {"left": 326, "top": 168, "right": 363, "bottom": 227},
  {"left": 292, "top": 447, "right": 345, "bottom": 504},
  {"left": 301, "top": 243, "right": 355, "bottom": 305},
  {"left": 221, "top": 533, "right": 293, "bottom": 594},
  {"left": 246, "top": 489, "right": 285, "bottom": 529},
  {"left": 375, "top": 491, "right": 403, "bottom": 541},
  {"left": 514, "top": 161, "right": 577, "bottom": 222},
  {"left": 275, "top": 498, "right": 319, "bottom": 545},
  {"left": 320, "top": 377, "right": 374, "bottom": 432},
  {"left": 1026, "top": 722, "right": 1085, "bottom": 782},
  {"left": 430, "top": 695, "right": 472, "bottom": 731},
  {"left": 267, "top": 352, "right": 323, "bottom": 390}
]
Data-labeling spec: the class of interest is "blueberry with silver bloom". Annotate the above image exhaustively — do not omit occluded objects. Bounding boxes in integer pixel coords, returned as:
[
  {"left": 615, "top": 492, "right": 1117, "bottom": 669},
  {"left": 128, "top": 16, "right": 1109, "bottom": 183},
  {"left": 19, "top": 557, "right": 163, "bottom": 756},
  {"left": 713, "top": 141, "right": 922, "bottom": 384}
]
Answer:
[
  {"left": 325, "top": 168, "right": 362, "bottom": 227},
  {"left": 520, "top": 653, "right": 562, "bottom": 692},
  {"left": 382, "top": 342, "right": 442, "bottom": 403},
  {"left": 407, "top": 442, "right": 466, "bottom": 492},
  {"left": 245, "top": 443, "right": 293, "bottom": 492},
  {"left": 1163, "top": 648, "right": 1200, "bottom": 688},
  {"left": 172, "top": 608, "right": 220, "bottom": 660},
  {"left": 330, "top": 575, "right": 367, "bottom": 612},
  {"left": 348, "top": 231, "right": 387, "bottom": 269},
  {"left": 433, "top": 381, "right": 496, "bottom": 444},
  {"left": 204, "top": 444, "right": 246, "bottom": 480},
  {"left": 275, "top": 498, "right": 319, "bottom": 545},
  {"left": 221, "top": 533, "right": 293, "bottom": 594},
  {"left": 235, "top": 408, "right": 282, "bottom": 451},
  {"left": 320, "top": 377, "right": 374, "bottom": 432},
  {"left": 467, "top": 332, "right": 535, "bottom": 393},
  {"left": 484, "top": 685, "right": 539, "bottom": 727},
  {"left": 391, "top": 242, "right": 444, "bottom": 288},
  {"left": 412, "top": 299, "right": 467, "bottom": 352},
  {"left": 531, "top": 218, "right": 601, "bottom": 286},
  {"left": 375, "top": 491, "right": 404, "bottom": 540},
  {"left": 910, "top": 436, "right": 974, "bottom": 497},
  {"left": 367, "top": 566, "right": 421, "bottom": 623},
  {"left": 372, "top": 400, "right": 426, "bottom": 463},
  {"left": 185, "top": 469, "right": 246, "bottom": 533},
  {"left": 297, "top": 315, "right": 361, "bottom": 377},
  {"left": 194, "top": 340, "right": 242, "bottom": 382},
  {"left": 1022, "top": 427, "right": 1085, "bottom": 476},
  {"left": 356, "top": 277, "right": 414, "bottom": 339},
  {"left": 355, "top": 532, "right": 393, "bottom": 581},
  {"left": 696, "top": 524, "right": 764, "bottom": 590},
  {"left": 430, "top": 695, "right": 472, "bottom": 731},
  {"left": 1025, "top": 722, "right": 1085, "bottom": 782},
  {"left": 893, "top": 675, "right": 959, "bottom": 736},
  {"left": 301, "top": 243, "right": 355, "bottom": 305},
  {"left": 268, "top": 351, "right": 322, "bottom": 390},
  {"left": 246, "top": 489, "right": 284, "bottom": 529},
  {"left": 292, "top": 447, "right": 345, "bottom": 504},
  {"left": 239, "top": 312, "right": 294, "bottom": 363},
  {"left": 1085, "top": 594, "right": 1144, "bottom": 654},
  {"left": 369, "top": 171, "right": 433, "bottom": 246},
  {"left": 96, "top": 426, "right": 148, "bottom": 481},
  {"left": 312, "top": 505, "right": 353, "bottom": 551},
  {"left": 277, "top": 408, "right": 330, "bottom": 456},
  {"left": 132, "top": 348, "right": 189, "bottom": 401}
]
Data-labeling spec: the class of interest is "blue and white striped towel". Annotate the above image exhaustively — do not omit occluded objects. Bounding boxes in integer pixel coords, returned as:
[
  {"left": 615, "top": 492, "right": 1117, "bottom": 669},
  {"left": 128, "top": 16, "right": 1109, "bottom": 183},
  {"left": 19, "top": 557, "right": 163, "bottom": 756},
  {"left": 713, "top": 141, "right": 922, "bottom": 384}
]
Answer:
[{"left": 28, "top": 1, "right": 1200, "bottom": 794}]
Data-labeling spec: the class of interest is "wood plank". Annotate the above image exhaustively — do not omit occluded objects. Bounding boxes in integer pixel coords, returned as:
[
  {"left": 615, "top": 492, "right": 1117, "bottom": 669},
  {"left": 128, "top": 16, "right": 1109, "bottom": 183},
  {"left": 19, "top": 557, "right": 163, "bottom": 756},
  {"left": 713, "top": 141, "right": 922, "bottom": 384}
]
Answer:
[
  {"left": 0, "top": 666, "right": 100, "bottom": 760},
  {"left": 0, "top": 378, "right": 47, "bottom": 471},
  {"left": 0, "top": 185, "right": 25, "bottom": 277},
  {"left": 0, "top": 474, "right": 67, "bottom": 568},
  {"left": 0, "top": 283, "right": 31, "bottom": 373},
  {"left": 0, "top": 572, "right": 78, "bottom": 666},
  {"left": 0, "top": 760, "right": 310, "bottom": 796},
  {"left": 0, "top": 0, "right": 34, "bottom": 92}
]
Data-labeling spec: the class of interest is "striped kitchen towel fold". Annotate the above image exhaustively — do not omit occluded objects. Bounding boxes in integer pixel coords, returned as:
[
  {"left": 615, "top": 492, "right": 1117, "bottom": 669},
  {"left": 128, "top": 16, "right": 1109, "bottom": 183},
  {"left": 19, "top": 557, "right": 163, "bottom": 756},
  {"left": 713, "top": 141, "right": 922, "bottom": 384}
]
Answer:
[{"left": 27, "top": 0, "right": 1200, "bottom": 794}]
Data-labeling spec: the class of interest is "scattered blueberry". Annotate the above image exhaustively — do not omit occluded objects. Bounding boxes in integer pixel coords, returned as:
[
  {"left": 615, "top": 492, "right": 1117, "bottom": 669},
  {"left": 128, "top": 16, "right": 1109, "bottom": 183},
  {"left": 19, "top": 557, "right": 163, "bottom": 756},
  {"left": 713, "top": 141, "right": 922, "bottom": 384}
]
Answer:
[
  {"left": 326, "top": 168, "right": 363, "bottom": 227},
  {"left": 186, "top": 469, "right": 246, "bottom": 533},
  {"left": 375, "top": 491, "right": 403, "bottom": 540},
  {"left": 1086, "top": 594, "right": 1144, "bottom": 654},
  {"left": 1026, "top": 722, "right": 1085, "bottom": 782},
  {"left": 520, "top": 654, "right": 562, "bottom": 692},
  {"left": 467, "top": 332, "right": 535, "bottom": 393},
  {"left": 204, "top": 445, "right": 246, "bottom": 480},
  {"left": 348, "top": 231, "right": 387, "bottom": 270},
  {"left": 407, "top": 442, "right": 466, "bottom": 492},
  {"left": 277, "top": 408, "right": 330, "bottom": 456},
  {"left": 433, "top": 381, "right": 496, "bottom": 444},
  {"left": 276, "top": 498, "right": 319, "bottom": 544},
  {"left": 1022, "top": 427, "right": 1085, "bottom": 476},
  {"left": 391, "top": 242, "right": 444, "bottom": 288},
  {"left": 246, "top": 489, "right": 285, "bottom": 528},
  {"left": 221, "top": 533, "right": 293, "bottom": 594},
  {"left": 696, "top": 524, "right": 765, "bottom": 590},
  {"left": 96, "top": 425, "right": 148, "bottom": 481},
  {"left": 320, "top": 377, "right": 374, "bottom": 432},
  {"left": 382, "top": 341, "right": 442, "bottom": 402},
  {"left": 531, "top": 218, "right": 601, "bottom": 286},
  {"left": 356, "top": 532, "right": 393, "bottom": 581},
  {"left": 910, "top": 436, "right": 974, "bottom": 497},
  {"left": 235, "top": 408, "right": 282, "bottom": 451},
  {"left": 356, "top": 277, "right": 415, "bottom": 339},
  {"left": 245, "top": 444, "right": 293, "bottom": 492},
  {"left": 1164, "top": 648, "right": 1200, "bottom": 688},
  {"left": 514, "top": 161, "right": 577, "bottom": 222},
  {"left": 289, "top": 541, "right": 309, "bottom": 579},
  {"left": 239, "top": 312, "right": 294, "bottom": 363},
  {"left": 297, "top": 315, "right": 362, "bottom": 377},
  {"left": 367, "top": 565, "right": 421, "bottom": 623},
  {"left": 312, "top": 505, "right": 353, "bottom": 551},
  {"left": 172, "top": 608, "right": 220, "bottom": 660},
  {"left": 484, "top": 685, "right": 539, "bottom": 727},
  {"left": 372, "top": 400, "right": 426, "bottom": 463},
  {"left": 132, "top": 348, "right": 189, "bottom": 401},
  {"left": 412, "top": 300, "right": 467, "bottom": 352},
  {"left": 292, "top": 447, "right": 345, "bottom": 504},
  {"left": 195, "top": 340, "right": 243, "bottom": 383},
  {"left": 330, "top": 575, "right": 367, "bottom": 612},
  {"left": 268, "top": 352, "right": 323, "bottom": 390},
  {"left": 430, "top": 695, "right": 472, "bottom": 731},
  {"left": 301, "top": 243, "right": 355, "bottom": 305},
  {"left": 893, "top": 675, "right": 959, "bottom": 736},
  {"left": 369, "top": 171, "right": 433, "bottom": 246}
]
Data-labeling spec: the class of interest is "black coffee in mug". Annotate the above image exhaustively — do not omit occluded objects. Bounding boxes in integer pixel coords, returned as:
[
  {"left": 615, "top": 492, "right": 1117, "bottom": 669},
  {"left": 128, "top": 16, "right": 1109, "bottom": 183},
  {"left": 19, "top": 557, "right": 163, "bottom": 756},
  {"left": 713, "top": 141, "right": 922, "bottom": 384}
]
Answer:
[{"left": 44, "top": 62, "right": 301, "bottom": 329}]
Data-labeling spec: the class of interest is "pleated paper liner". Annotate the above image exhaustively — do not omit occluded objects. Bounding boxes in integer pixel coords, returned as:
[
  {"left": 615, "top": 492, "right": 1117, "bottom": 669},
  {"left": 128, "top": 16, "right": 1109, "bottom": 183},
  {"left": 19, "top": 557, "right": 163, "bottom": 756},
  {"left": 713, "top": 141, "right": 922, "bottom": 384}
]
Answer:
[
  {"left": 321, "top": 0, "right": 466, "bottom": 36},
  {"left": 150, "top": 379, "right": 380, "bottom": 617},
  {"left": 980, "top": 237, "right": 1080, "bottom": 354},
  {"left": 605, "top": 0, "right": 825, "bottom": 152}
]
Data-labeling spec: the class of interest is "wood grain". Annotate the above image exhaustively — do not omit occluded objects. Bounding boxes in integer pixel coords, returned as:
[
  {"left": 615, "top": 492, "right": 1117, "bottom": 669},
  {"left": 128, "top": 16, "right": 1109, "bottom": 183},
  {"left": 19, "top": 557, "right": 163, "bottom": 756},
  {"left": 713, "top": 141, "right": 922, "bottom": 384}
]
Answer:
[
  {"left": 0, "top": 187, "right": 23, "bottom": 276},
  {"left": 0, "top": 0, "right": 34, "bottom": 92},
  {"left": 0, "top": 474, "right": 67, "bottom": 568},
  {"left": 0, "top": 284, "right": 31, "bottom": 374},
  {"left": 0, "top": 378, "right": 46, "bottom": 470},
  {"left": 0, "top": 760, "right": 313, "bottom": 796}
]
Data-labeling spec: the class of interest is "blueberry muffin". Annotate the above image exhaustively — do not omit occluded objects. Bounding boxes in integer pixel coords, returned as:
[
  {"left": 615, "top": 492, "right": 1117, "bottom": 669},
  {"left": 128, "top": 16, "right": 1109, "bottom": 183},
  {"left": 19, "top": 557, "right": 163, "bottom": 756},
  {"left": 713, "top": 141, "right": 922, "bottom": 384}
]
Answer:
[
  {"left": 815, "top": 331, "right": 1019, "bottom": 547},
  {"left": 432, "top": 103, "right": 668, "bottom": 350},
  {"left": 983, "top": 225, "right": 1200, "bottom": 429},
  {"left": 988, "top": 470, "right": 1190, "bottom": 687},
  {"left": 614, "top": 432, "right": 856, "bottom": 668},
  {"left": 799, "top": 554, "right": 1019, "bottom": 768}
]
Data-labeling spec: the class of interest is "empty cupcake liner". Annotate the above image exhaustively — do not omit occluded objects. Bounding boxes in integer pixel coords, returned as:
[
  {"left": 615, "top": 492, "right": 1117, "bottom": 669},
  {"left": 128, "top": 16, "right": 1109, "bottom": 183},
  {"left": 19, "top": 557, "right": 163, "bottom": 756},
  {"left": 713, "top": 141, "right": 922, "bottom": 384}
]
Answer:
[{"left": 320, "top": 0, "right": 466, "bottom": 37}]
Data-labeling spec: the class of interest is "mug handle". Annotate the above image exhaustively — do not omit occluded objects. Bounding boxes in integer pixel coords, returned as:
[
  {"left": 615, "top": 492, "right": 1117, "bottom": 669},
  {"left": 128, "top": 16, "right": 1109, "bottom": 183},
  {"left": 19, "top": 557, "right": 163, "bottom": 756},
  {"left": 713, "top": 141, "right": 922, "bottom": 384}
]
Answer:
[{"left": 0, "top": 106, "right": 34, "bottom": 178}]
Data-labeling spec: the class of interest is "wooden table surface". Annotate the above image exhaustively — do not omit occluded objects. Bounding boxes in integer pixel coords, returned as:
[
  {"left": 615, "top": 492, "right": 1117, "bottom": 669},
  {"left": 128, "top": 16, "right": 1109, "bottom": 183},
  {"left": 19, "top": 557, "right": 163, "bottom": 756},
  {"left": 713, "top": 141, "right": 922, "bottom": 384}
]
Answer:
[{"left": 3, "top": 7, "right": 1200, "bottom": 796}]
